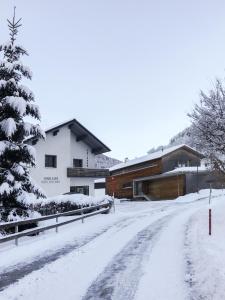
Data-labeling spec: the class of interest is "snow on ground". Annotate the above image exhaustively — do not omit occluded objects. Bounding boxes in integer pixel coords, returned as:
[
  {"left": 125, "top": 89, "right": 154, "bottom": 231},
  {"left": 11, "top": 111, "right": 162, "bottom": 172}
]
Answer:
[
  {"left": 0, "top": 190, "right": 225, "bottom": 299},
  {"left": 174, "top": 188, "right": 223, "bottom": 203},
  {"left": 184, "top": 196, "right": 225, "bottom": 299}
]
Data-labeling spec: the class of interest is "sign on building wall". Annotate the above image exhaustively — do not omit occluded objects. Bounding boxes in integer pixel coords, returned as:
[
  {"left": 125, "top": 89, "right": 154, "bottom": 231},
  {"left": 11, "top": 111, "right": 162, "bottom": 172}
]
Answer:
[{"left": 41, "top": 177, "right": 60, "bottom": 184}]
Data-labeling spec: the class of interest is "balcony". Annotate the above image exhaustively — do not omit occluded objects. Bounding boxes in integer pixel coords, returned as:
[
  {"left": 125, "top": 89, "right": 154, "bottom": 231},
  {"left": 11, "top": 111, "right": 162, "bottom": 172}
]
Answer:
[{"left": 67, "top": 167, "right": 109, "bottom": 178}]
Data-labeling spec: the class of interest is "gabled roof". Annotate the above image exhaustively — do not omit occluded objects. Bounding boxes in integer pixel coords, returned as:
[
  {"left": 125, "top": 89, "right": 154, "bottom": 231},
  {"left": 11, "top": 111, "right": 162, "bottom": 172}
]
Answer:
[
  {"left": 110, "top": 144, "right": 204, "bottom": 172},
  {"left": 27, "top": 118, "right": 111, "bottom": 155}
]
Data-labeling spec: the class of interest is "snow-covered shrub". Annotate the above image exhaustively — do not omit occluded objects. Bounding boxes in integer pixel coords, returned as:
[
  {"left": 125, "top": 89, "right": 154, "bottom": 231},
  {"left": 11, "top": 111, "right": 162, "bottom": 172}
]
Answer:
[
  {"left": 33, "top": 194, "right": 113, "bottom": 215},
  {"left": 0, "top": 206, "right": 41, "bottom": 234}
]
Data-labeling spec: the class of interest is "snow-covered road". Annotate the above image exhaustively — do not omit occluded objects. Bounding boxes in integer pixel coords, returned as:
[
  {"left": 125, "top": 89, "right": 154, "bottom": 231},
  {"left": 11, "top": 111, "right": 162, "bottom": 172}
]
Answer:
[{"left": 0, "top": 190, "right": 225, "bottom": 300}]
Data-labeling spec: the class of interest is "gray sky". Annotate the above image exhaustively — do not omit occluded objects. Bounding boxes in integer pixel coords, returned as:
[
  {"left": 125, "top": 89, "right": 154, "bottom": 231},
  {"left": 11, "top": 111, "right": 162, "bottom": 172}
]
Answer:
[{"left": 1, "top": 0, "right": 225, "bottom": 160}]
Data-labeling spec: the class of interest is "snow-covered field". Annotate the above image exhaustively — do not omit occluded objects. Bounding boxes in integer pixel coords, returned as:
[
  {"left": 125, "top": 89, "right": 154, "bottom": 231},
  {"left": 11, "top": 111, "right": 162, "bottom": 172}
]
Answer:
[{"left": 0, "top": 189, "right": 225, "bottom": 300}]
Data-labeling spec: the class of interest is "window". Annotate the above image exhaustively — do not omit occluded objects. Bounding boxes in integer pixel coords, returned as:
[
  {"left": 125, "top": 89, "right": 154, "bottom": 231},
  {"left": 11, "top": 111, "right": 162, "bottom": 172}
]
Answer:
[
  {"left": 73, "top": 159, "right": 83, "bottom": 168},
  {"left": 122, "top": 182, "right": 133, "bottom": 189},
  {"left": 45, "top": 155, "right": 57, "bottom": 168},
  {"left": 70, "top": 186, "right": 89, "bottom": 195}
]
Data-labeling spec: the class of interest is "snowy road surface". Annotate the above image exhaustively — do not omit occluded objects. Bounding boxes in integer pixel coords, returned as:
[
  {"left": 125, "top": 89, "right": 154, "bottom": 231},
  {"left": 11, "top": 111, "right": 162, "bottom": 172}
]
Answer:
[{"left": 0, "top": 190, "right": 225, "bottom": 300}]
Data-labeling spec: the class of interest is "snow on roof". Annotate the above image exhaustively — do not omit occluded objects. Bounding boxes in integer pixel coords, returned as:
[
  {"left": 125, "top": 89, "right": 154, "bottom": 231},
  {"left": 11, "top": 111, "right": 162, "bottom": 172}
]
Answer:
[
  {"left": 94, "top": 178, "right": 106, "bottom": 183},
  {"left": 110, "top": 144, "right": 203, "bottom": 172},
  {"left": 44, "top": 118, "right": 74, "bottom": 132},
  {"left": 165, "top": 166, "right": 207, "bottom": 175},
  {"left": 25, "top": 119, "right": 73, "bottom": 140}
]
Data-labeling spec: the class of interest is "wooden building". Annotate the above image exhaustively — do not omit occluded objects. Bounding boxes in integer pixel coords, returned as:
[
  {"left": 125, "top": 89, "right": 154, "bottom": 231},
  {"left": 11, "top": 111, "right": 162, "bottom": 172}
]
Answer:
[{"left": 106, "top": 144, "right": 207, "bottom": 200}]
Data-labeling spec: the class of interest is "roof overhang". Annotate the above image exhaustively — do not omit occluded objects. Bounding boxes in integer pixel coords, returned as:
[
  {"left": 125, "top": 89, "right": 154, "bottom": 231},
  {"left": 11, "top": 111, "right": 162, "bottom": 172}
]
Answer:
[
  {"left": 26, "top": 119, "right": 111, "bottom": 155},
  {"left": 66, "top": 119, "right": 110, "bottom": 154},
  {"left": 162, "top": 145, "right": 205, "bottom": 160}
]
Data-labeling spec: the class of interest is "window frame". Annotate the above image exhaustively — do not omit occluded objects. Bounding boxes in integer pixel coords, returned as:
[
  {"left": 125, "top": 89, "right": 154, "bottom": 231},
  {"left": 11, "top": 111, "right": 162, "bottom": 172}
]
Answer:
[
  {"left": 45, "top": 155, "right": 57, "bottom": 168},
  {"left": 73, "top": 159, "right": 83, "bottom": 168}
]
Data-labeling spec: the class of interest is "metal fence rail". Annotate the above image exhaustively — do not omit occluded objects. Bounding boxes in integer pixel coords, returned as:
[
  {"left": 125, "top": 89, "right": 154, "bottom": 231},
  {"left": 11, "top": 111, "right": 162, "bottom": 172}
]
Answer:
[{"left": 0, "top": 202, "right": 111, "bottom": 246}]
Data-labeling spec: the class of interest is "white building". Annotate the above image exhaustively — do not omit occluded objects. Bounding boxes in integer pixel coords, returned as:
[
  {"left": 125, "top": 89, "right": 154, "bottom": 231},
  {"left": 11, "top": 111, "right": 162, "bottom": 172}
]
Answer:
[
  {"left": 26, "top": 119, "right": 110, "bottom": 197},
  {"left": 94, "top": 178, "right": 106, "bottom": 197}
]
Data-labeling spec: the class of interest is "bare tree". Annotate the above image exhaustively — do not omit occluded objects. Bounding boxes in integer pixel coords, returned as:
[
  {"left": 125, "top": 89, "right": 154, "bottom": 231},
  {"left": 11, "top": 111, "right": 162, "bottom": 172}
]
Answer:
[{"left": 189, "top": 79, "right": 225, "bottom": 174}]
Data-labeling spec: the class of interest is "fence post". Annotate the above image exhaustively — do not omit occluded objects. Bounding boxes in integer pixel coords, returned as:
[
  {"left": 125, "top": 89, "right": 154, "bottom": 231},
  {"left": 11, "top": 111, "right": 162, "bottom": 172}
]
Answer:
[
  {"left": 56, "top": 211, "right": 59, "bottom": 233},
  {"left": 113, "top": 193, "right": 116, "bottom": 213},
  {"left": 15, "top": 225, "right": 18, "bottom": 246},
  {"left": 81, "top": 205, "right": 84, "bottom": 223}
]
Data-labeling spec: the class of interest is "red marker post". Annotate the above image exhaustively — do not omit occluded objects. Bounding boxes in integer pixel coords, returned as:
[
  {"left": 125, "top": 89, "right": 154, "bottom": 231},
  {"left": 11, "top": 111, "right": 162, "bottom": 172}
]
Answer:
[
  {"left": 209, "top": 208, "right": 212, "bottom": 235},
  {"left": 209, "top": 184, "right": 212, "bottom": 236}
]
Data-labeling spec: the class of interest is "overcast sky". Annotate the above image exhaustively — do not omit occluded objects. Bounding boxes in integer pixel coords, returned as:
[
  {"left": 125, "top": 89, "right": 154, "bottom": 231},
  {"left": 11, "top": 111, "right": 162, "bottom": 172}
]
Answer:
[{"left": 1, "top": 1, "right": 225, "bottom": 160}]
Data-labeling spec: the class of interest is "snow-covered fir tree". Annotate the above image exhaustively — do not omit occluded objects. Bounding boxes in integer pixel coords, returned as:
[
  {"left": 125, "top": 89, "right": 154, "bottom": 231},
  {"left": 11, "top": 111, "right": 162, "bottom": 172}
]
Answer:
[
  {"left": 0, "top": 9, "right": 45, "bottom": 221},
  {"left": 188, "top": 79, "right": 225, "bottom": 175}
]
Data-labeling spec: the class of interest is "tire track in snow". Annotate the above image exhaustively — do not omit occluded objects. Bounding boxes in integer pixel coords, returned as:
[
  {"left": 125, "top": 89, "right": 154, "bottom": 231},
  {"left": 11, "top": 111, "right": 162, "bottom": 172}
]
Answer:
[
  {"left": 82, "top": 212, "right": 179, "bottom": 300},
  {"left": 0, "top": 205, "right": 169, "bottom": 291},
  {"left": 184, "top": 214, "right": 218, "bottom": 300},
  {"left": 184, "top": 218, "right": 197, "bottom": 299}
]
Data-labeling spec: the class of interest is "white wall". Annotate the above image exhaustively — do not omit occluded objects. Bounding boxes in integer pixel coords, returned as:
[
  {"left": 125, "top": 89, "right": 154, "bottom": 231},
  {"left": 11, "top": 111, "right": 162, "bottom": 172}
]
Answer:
[
  {"left": 29, "top": 126, "right": 99, "bottom": 197},
  {"left": 94, "top": 188, "right": 106, "bottom": 197},
  {"left": 29, "top": 126, "right": 71, "bottom": 197},
  {"left": 69, "top": 132, "right": 96, "bottom": 196},
  {"left": 70, "top": 177, "right": 95, "bottom": 196},
  {"left": 70, "top": 132, "right": 96, "bottom": 168}
]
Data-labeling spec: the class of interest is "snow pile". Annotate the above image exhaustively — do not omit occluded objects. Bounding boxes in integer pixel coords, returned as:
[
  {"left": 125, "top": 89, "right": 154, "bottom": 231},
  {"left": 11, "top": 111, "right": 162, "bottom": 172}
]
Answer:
[{"left": 174, "top": 189, "right": 224, "bottom": 203}]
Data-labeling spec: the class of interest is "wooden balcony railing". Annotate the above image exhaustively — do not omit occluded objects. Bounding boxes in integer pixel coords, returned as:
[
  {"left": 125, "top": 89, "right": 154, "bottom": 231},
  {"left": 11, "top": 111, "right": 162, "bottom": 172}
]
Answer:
[{"left": 67, "top": 167, "right": 109, "bottom": 178}]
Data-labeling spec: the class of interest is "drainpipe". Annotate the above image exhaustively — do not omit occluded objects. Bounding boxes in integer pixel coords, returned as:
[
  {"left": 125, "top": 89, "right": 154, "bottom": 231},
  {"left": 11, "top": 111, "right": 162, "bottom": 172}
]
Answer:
[
  {"left": 197, "top": 164, "right": 199, "bottom": 193},
  {"left": 177, "top": 174, "right": 180, "bottom": 197}
]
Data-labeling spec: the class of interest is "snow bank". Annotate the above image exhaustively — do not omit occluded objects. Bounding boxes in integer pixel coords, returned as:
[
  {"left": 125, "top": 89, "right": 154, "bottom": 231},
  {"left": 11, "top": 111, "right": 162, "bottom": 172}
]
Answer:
[
  {"left": 174, "top": 189, "right": 224, "bottom": 203},
  {"left": 184, "top": 195, "right": 225, "bottom": 299}
]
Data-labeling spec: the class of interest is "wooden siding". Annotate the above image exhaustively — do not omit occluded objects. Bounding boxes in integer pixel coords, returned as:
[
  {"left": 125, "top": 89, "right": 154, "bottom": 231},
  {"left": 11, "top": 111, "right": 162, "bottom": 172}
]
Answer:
[
  {"left": 67, "top": 168, "right": 109, "bottom": 178},
  {"left": 106, "top": 159, "right": 162, "bottom": 198},
  {"left": 143, "top": 175, "right": 185, "bottom": 200},
  {"left": 162, "top": 149, "right": 201, "bottom": 173}
]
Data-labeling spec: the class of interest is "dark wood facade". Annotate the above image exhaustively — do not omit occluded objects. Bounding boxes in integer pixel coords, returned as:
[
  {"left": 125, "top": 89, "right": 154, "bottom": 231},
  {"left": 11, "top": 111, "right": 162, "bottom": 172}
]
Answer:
[
  {"left": 106, "top": 158, "right": 162, "bottom": 198},
  {"left": 106, "top": 146, "right": 203, "bottom": 200},
  {"left": 142, "top": 174, "right": 186, "bottom": 200}
]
